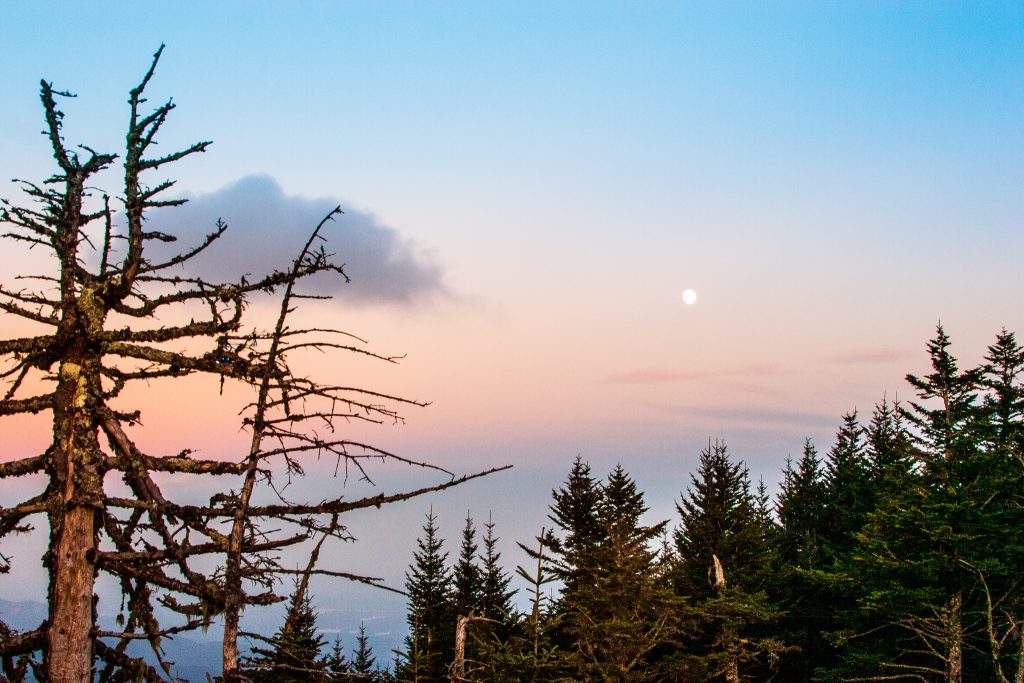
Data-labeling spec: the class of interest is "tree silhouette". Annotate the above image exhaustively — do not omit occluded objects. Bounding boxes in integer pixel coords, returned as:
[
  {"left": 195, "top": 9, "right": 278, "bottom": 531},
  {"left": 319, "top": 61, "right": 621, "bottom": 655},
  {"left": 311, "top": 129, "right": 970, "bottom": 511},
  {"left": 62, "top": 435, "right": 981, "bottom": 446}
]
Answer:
[{"left": 0, "top": 46, "right": 506, "bottom": 682}]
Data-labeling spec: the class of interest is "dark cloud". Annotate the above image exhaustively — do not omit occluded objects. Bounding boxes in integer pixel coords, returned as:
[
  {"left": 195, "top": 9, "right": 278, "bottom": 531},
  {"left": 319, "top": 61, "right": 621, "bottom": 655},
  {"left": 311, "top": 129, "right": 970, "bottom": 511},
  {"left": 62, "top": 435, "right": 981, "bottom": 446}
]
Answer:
[{"left": 146, "top": 175, "right": 445, "bottom": 305}]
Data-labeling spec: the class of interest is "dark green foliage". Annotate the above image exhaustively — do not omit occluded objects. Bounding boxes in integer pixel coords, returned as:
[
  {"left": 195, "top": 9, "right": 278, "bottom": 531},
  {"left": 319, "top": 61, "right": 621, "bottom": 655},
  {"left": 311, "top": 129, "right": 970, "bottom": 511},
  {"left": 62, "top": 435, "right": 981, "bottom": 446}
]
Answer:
[
  {"left": 789, "top": 413, "right": 874, "bottom": 681},
  {"left": 777, "top": 440, "right": 827, "bottom": 572},
  {"left": 672, "top": 441, "right": 785, "bottom": 680},
  {"left": 822, "top": 412, "right": 873, "bottom": 557},
  {"left": 545, "top": 455, "right": 605, "bottom": 602},
  {"left": 566, "top": 464, "right": 677, "bottom": 680},
  {"left": 452, "top": 514, "right": 484, "bottom": 621},
  {"left": 832, "top": 325, "right": 1024, "bottom": 682},
  {"left": 398, "top": 510, "right": 453, "bottom": 683},
  {"left": 389, "top": 325, "right": 1024, "bottom": 682},
  {"left": 344, "top": 622, "right": 383, "bottom": 682},
  {"left": 981, "top": 329, "right": 1024, "bottom": 452},
  {"left": 248, "top": 581, "right": 330, "bottom": 683},
  {"left": 479, "top": 513, "right": 516, "bottom": 625},
  {"left": 674, "top": 441, "right": 770, "bottom": 597},
  {"left": 325, "top": 638, "right": 350, "bottom": 682}
]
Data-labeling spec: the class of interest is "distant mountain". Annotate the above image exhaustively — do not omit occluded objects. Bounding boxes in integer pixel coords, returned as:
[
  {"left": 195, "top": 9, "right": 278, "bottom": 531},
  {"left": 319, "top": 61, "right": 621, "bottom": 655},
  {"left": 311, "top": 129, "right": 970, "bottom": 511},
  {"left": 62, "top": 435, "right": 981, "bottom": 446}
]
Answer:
[
  {"left": 0, "top": 598, "right": 46, "bottom": 633},
  {"left": 0, "top": 598, "right": 221, "bottom": 682},
  {"left": 0, "top": 596, "right": 406, "bottom": 682}
]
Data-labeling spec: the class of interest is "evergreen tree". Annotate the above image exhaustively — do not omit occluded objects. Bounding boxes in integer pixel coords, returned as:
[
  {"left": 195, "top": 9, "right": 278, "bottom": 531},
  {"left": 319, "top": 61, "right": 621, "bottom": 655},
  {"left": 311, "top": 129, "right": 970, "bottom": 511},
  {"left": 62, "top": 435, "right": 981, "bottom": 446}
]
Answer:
[
  {"left": 399, "top": 510, "right": 453, "bottom": 682},
  {"left": 982, "top": 329, "right": 1024, "bottom": 454},
  {"left": 672, "top": 441, "right": 784, "bottom": 681},
  {"left": 567, "top": 465, "right": 676, "bottom": 681},
  {"left": 853, "top": 326, "right": 989, "bottom": 681},
  {"left": 452, "top": 514, "right": 484, "bottom": 620},
  {"left": 775, "top": 440, "right": 833, "bottom": 681},
  {"left": 472, "top": 511, "right": 518, "bottom": 676},
  {"left": 248, "top": 580, "right": 330, "bottom": 683},
  {"left": 865, "top": 396, "right": 913, "bottom": 486},
  {"left": 777, "top": 440, "right": 827, "bottom": 571},
  {"left": 479, "top": 512, "right": 516, "bottom": 624},
  {"left": 326, "top": 637, "right": 350, "bottom": 682},
  {"left": 674, "top": 441, "right": 768, "bottom": 597},
  {"left": 545, "top": 455, "right": 606, "bottom": 602},
  {"left": 476, "top": 527, "right": 562, "bottom": 683},
  {"left": 821, "top": 411, "right": 873, "bottom": 557},
  {"left": 449, "top": 514, "right": 484, "bottom": 678},
  {"left": 972, "top": 330, "right": 1024, "bottom": 682},
  {"left": 347, "top": 622, "right": 380, "bottom": 682}
]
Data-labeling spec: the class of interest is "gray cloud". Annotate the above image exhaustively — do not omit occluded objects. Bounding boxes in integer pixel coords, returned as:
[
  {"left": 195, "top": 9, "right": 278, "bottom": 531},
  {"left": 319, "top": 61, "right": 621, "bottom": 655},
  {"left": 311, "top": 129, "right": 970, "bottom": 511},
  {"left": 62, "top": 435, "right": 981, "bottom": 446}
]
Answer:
[{"left": 146, "top": 175, "right": 445, "bottom": 305}]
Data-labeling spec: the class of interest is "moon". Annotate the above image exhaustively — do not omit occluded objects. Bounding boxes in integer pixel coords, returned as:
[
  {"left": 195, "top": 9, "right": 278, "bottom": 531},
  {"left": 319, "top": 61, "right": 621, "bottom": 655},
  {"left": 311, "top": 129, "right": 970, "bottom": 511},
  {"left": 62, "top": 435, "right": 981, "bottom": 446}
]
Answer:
[{"left": 682, "top": 289, "right": 698, "bottom": 305}]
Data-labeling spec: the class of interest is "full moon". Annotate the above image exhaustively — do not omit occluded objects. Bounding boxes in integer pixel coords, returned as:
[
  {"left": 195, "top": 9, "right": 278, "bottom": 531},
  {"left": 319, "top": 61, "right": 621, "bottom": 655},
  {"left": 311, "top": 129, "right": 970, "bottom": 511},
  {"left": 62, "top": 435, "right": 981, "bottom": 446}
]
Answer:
[{"left": 682, "top": 289, "right": 698, "bottom": 305}]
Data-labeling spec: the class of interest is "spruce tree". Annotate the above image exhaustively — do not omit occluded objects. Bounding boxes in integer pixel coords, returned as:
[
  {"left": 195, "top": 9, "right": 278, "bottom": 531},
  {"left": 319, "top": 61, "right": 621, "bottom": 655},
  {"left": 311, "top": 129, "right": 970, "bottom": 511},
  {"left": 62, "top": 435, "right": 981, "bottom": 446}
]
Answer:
[
  {"left": 479, "top": 513, "right": 516, "bottom": 624},
  {"left": 326, "top": 638, "right": 350, "bottom": 682},
  {"left": 853, "top": 326, "right": 988, "bottom": 681},
  {"left": 672, "top": 441, "right": 784, "bottom": 681},
  {"left": 471, "top": 511, "right": 518, "bottom": 677},
  {"left": 822, "top": 412, "right": 872, "bottom": 558},
  {"left": 452, "top": 514, "right": 484, "bottom": 620},
  {"left": 546, "top": 455, "right": 606, "bottom": 602},
  {"left": 972, "top": 330, "right": 1024, "bottom": 682},
  {"left": 674, "top": 441, "right": 768, "bottom": 597},
  {"left": 248, "top": 580, "right": 330, "bottom": 683},
  {"left": 982, "top": 329, "right": 1024, "bottom": 454},
  {"left": 777, "top": 440, "right": 827, "bottom": 572},
  {"left": 775, "top": 440, "right": 833, "bottom": 681},
  {"left": 348, "top": 622, "right": 380, "bottom": 682},
  {"left": 568, "top": 465, "right": 675, "bottom": 681},
  {"left": 399, "top": 510, "right": 453, "bottom": 682}
]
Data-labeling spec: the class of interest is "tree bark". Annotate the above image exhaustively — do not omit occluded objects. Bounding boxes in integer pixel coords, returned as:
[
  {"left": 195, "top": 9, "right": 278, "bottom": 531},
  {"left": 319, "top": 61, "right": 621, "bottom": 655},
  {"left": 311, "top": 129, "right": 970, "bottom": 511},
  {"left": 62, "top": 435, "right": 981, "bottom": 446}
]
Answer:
[
  {"left": 45, "top": 355, "right": 103, "bottom": 682},
  {"left": 452, "top": 615, "right": 469, "bottom": 681},
  {"left": 47, "top": 505, "right": 97, "bottom": 683},
  {"left": 946, "top": 591, "right": 963, "bottom": 683}
]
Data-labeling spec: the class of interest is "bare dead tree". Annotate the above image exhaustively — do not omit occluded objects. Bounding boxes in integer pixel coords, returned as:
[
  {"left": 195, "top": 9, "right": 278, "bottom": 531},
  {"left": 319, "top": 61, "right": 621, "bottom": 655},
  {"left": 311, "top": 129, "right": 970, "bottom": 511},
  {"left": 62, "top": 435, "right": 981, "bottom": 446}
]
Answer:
[
  {"left": 450, "top": 612, "right": 497, "bottom": 682},
  {"left": 0, "top": 46, "right": 507, "bottom": 683}
]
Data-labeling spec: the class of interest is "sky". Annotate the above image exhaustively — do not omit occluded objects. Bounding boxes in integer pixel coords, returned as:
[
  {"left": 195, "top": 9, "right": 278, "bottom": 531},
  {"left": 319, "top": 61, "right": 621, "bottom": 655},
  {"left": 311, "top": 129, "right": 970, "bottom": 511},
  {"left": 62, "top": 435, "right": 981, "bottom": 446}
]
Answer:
[{"left": 2, "top": 0, "right": 1023, "bottom": 657}]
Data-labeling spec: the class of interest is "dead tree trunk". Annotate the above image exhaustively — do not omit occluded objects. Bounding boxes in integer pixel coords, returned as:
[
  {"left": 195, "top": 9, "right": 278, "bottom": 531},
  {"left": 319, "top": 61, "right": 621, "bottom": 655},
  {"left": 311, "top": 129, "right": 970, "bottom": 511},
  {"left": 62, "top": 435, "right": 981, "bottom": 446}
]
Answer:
[
  {"left": 47, "top": 506, "right": 97, "bottom": 683},
  {"left": 450, "top": 612, "right": 495, "bottom": 682},
  {"left": 452, "top": 615, "right": 470, "bottom": 681},
  {"left": 710, "top": 554, "right": 740, "bottom": 683},
  {"left": 946, "top": 591, "right": 963, "bottom": 683},
  {"left": 1, "top": 46, "right": 509, "bottom": 682}
]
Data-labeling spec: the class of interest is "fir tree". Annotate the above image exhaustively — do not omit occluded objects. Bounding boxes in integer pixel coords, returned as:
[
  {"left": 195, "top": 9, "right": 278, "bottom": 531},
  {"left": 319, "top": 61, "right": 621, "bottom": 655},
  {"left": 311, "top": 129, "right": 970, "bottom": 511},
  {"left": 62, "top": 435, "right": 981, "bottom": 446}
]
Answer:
[
  {"left": 326, "top": 637, "right": 350, "bottom": 682},
  {"left": 479, "top": 512, "right": 516, "bottom": 624},
  {"left": 982, "top": 329, "right": 1024, "bottom": 454},
  {"left": 674, "top": 441, "right": 768, "bottom": 597},
  {"left": 822, "top": 411, "right": 872, "bottom": 558},
  {"left": 452, "top": 514, "right": 484, "bottom": 620},
  {"left": 449, "top": 514, "right": 484, "bottom": 678},
  {"left": 853, "top": 326, "right": 989, "bottom": 681},
  {"left": 973, "top": 330, "right": 1024, "bottom": 682},
  {"left": 672, "top": 441, "right": 784, "bottom": 681},
  {"left": 566, "top": 464, "right": 676, "bottom": 681},
  {"left": 775, "top": 440, "right": 833, "bottom": 681},
  {"left": 345, "top": 622, "right": 381, "bottom": 682},
  {"left": 248, "top": 580, "right": 330, "bottom": 683},
  {"left": 399, "top": 510, "right": 453, "bottom": 682},
  {"left": 777, "top": 440, "right": 827, "bottom": 572},
  {"left": 471, "top": 511, "right": 518, "bottom": 676},
  {"left": 545, "top": 455, "right": 606, "bottom": 602}
]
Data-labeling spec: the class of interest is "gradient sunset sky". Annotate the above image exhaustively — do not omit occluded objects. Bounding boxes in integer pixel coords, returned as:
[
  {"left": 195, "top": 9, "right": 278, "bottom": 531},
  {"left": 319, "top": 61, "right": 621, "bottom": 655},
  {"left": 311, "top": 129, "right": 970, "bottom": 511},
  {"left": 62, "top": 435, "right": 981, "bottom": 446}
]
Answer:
[{"left": 2, "top": 1, "right": 1022, "bottom": 638}]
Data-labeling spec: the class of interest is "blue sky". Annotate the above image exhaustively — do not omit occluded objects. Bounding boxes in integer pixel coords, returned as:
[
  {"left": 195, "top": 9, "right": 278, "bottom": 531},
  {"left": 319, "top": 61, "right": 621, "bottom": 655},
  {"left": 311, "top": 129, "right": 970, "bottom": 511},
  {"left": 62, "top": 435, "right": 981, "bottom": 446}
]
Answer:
[{"left": 2, "top": 0, "right": 1023, "bottom": 656}]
